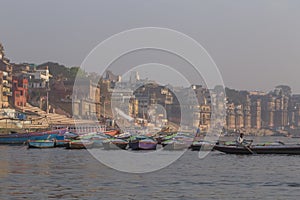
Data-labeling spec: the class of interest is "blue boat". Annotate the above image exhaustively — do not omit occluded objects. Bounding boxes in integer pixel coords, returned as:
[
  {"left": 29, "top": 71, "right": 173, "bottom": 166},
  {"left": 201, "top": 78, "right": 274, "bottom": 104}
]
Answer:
[
  {"left": 0, "top": 133, "right": 30, "bottom": 144},
  {"left": 54, "top": 135, "right": 69, "bottom": 147},
  {"left": 28, "top": 140, "right": 55, "bottom": 148},
  {"left": 0, "top": 129, "right": 66, "bottom": 144}
]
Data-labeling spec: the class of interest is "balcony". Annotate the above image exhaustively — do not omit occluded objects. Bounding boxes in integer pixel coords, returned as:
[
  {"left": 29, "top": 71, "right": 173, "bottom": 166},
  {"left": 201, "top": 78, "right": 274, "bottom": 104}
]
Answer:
[{"left": 3, "top": 91, "right": 12, "bottom": 96}]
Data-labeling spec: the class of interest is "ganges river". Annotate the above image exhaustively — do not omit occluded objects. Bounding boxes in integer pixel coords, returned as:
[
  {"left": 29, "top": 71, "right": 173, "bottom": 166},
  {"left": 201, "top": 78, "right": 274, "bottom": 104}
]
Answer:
[{"left": 0, "top": 136, "right": 299, "bottom": 200}]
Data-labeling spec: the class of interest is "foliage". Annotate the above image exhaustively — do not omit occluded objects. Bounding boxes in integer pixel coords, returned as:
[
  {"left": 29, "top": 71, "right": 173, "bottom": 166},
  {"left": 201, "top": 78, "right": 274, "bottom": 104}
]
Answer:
[
  {"left": 37, "top": 62, "right": 87, "bottom": 80},
  {"left": 225, "top": 87, "right": 249, "bottom": 105}
]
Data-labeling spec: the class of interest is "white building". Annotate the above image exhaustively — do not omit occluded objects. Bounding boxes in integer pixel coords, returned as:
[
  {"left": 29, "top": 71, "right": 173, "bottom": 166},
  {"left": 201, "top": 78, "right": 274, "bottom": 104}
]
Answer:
[{"left": 27, "top": 67, "right": 51, "bottom": 88}]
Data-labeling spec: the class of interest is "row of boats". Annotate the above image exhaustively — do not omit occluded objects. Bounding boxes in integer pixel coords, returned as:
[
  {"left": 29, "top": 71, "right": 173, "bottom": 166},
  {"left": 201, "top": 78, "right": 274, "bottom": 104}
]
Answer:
[
  {"left": 0, "top": 129, "right": 213, "bottom": 151},
  {"left": 27, "top": 131, "right": 210, "bottom": 151},
  {"left": 1, "top": 128, "right": 300, "bottom": 154}
]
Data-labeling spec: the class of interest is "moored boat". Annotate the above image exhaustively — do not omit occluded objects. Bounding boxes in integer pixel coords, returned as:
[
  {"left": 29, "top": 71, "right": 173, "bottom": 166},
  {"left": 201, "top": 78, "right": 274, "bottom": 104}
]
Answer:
[
  {"left": 28, "top": 140, "right": 55, "bottom": 148},
  {"left": 214, "top": 144, "right": 300, "bottom": 155},
  {"left": 129, "top": 136, "right": 157, "bottom": 150},
  {"left": 103, "top": 138, "right": 128, "bottom": 150},
  {"left": 162, "top": 140, "right": 189, "bottom": 150},
  {"left": 0, "top": 129, "right": 66, "bottom": 144},
  {"left": 54, "top": 135, "right": 69, "bottom": 147},
  {"left": 138, "top": 139, "right": 157, "bottom": 150},
  {"left": 66, "top": 140, "right": 94, "bottom": 149},
  {"left": 104, "top": 130, "right": 119, "bottom": 137}
]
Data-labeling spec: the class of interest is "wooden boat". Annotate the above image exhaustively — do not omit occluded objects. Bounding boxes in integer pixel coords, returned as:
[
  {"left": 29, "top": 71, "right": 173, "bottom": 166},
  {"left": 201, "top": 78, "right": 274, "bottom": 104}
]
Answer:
[
  {"left": 54, "top": 135, "right": 69, "bottom": 147},
  {"left": 214, "top": 144, "right": 300, "bottom": 155},
  {"left": 189, "top": 140, "right": 215, "bottom": 151},
  {"left": 104, "top": 130, "right": 119, "bottom": 137},
  {"left": 162, "top": 140, "right": 190, "bottom": 150},
  {"left": 89, "top": 136, "right": 108, "bottom": 148},
  {"left": 66, "top": 140, "right": 94, "bottom": 149},
  {"left": 137, "top": 139, "right": 157, "bottom": 150},
  {"left": 103, "top": 138, "right": 128, "bottom": 150},
  {"left": 129, "top": 136, "right": 157, "bottom": 150},
  {"left": 28, "top": 140, "right": 55, "bottom": 148},
  {"left": 0, "top": 129, "right": 66, "bottom": 144}
]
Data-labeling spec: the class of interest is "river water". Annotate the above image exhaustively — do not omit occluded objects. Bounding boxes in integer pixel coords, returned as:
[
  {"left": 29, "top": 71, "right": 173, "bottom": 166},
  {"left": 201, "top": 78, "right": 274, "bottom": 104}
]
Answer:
[{"left": 0, "top": 137, "right": 299, "bottom": 200}]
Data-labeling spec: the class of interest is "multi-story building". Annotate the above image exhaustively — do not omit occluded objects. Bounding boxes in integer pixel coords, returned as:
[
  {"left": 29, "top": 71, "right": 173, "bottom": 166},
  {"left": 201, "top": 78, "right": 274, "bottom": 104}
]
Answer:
[
  {"left": 235, "top": 105, "right": 244, "bottom": 129},
  {"left": 251, "top": 98, "right": 261, "bottom": 129},
  {"left": 12, "top": 76, "right": 28, "bottom": 107},
  {"left": 0, "top": 56, "right": 13, "bottom": 108},
  {"left": 226, "top": 103, "right": 236, "bottom": 130},
  {"left": 71, "top": 79, "right": 101, "bottom": 119},
  {"left": 243, "top": 96, "right": 251, "bottom": 129},
  {"left": 199, "top": 104, "right": 211, "bottom": 131}
]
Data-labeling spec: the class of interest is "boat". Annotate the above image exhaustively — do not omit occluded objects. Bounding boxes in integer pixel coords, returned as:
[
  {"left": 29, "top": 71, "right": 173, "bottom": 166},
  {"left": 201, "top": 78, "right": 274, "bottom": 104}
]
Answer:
[
  {"left": 54, "top": 135, "right": 69, "bottom": 147},
  {"left": 0, "top": 129, "right": 66, "bottom": 144},
  {"left": 89, "top": 136, "right": 108, "bottom": 148},
  {"left": 162, "top": 140, "right": 190, "bottom": 150},
  {"left": 213, "top": 144, "right": 300, "bottom": 155},
  {"left": 66, "top": 140, "right": 94, "bottom": 149},
  {"left": 189, "top": 140, "right": 216, "bottom": 151},
  {"left": 137, "top": 139, "right": 157, "bottom": 150},
  {"left": 103, "top": 138, "right": 128, "bottom": 150},
  {"left": 104, "top": 130, "right": 119, "bottom": 137},
  {"left": 28, "top": 140, "right": 55, "bottom": 148},
  {"left": 129, "top": 136, "right": 157, "bottom": 150}
]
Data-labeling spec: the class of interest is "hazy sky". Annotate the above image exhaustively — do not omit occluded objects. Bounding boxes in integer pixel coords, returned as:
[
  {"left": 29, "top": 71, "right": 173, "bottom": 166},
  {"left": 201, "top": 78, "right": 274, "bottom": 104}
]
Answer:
[{"left": 1, "top": 0, "right": 300, "bottom": 93}]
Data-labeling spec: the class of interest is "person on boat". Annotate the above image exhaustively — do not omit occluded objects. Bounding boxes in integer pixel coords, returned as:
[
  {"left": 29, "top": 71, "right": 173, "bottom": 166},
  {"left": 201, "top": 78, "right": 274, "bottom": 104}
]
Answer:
[
  {"left": 236, "top": 133, "right": 252, "bottom": 146},
  {"left": 236, "top": 133, "right": 244, "bottom": 145}
]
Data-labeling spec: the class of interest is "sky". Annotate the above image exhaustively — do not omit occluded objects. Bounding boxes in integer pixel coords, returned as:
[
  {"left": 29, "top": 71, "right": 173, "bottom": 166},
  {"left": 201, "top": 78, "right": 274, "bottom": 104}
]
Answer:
[{"left": 0, "top": 0, "right": 300, "bottom": 93}]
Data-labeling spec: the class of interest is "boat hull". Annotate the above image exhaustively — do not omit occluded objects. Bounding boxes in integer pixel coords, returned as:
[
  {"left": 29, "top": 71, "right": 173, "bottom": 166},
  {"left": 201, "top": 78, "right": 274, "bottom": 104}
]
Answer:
[
  {"left": 67, "top": 140, "right": 94, "bottom": 149},
  {"left": 162, "top": 142, "right": 189, "bottom": 150},
  {"left": 0, "top": 129, "right": 66, "bottom": 144},
  {"left": 138, "top": 141, "right": 157, "bottom": 150},
  {"left": 103, "top": 141, "right": 128, "bottom": 150},
  {"left": 28, "top": 140, "right": 55, "bottom": 148},
  {"left": 214, "top": 145, "right": 300, "bottom": 155},
  {"left": 129, "top": 140, "right": 157, "bottom": 150}
]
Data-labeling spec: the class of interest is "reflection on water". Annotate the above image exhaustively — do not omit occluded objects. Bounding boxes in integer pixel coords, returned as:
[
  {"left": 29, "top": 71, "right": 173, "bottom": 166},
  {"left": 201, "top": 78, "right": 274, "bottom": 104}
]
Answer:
[
  {"left": 0, "top": 137, "right": 299, "bottom": 199},
  {"left": 0, "top": 146, "right": 9, "bottom": 178}
]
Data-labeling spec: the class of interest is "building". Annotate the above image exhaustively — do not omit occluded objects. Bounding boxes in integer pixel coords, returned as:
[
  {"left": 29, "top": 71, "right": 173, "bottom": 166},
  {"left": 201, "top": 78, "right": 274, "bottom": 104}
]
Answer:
[
  {"left": 0, "top": 58, "right": 13, "bottom": 108},
  {"left": 251, "top": 98, "right": 262, "bottom": 129},
  {"left": 27, "top": 66, "right": 51, "bottom": 89},
  {"left": 12, "top": 76, "right": 28, "bottom": 107},
  {"left": 72, "top": 79, "right": 101, "bottom": 119},
  {"left": 199, "top": 104, "right": 211, "bottom": 131},
  {"left": 235, "top": 105, "right": 244, "bottom": 129}
]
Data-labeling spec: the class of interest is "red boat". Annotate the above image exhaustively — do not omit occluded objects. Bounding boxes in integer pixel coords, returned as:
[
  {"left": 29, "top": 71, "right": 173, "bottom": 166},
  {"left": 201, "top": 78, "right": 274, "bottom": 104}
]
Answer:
[{"left": 104, "top": 130, "right": 119, "bottom": 137}]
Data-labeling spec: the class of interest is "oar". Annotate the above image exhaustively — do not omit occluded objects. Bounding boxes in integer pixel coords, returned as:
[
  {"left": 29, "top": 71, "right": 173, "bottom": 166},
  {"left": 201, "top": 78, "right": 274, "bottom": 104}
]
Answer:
[{"left": 243, "top": 144, "right": 256, "bottom": 155}]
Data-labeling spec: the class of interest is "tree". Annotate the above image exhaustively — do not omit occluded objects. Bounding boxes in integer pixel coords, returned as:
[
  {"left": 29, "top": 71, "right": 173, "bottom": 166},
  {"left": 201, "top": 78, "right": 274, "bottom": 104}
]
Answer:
[{"left": 69, "top": 67, "right": 87, "bottom": 79}]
